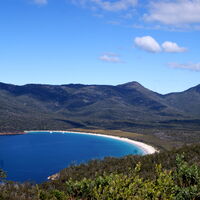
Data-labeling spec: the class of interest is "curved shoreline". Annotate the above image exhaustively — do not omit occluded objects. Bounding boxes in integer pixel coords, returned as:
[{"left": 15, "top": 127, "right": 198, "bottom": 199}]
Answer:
[
  {"left": 25, "top": 130, "right": 158, "bottom": 155},
  {"left": 0, "top": 132, "right": 25, "bottom": 136}
]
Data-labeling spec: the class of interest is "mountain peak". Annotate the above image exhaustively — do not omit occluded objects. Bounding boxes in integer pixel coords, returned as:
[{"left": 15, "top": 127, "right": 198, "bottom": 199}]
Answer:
[
  {"left": 186, "top": 83, "right": 200, "bottom": 93},
  {"left": 117, "top": 81, "right": 143, "bottom": 89}
]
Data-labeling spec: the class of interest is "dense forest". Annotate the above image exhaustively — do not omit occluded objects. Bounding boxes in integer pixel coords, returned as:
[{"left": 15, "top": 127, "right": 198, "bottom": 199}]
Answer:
[{"left": 1, "top": 144, "right": 200, "bottom": 199}]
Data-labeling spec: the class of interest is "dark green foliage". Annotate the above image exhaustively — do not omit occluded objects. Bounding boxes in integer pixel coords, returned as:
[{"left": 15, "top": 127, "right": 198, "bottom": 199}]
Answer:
[
  {"left": 1, "top": 82, "right": 200, "bottom": 145},
  {"left": 63, "top": 163, "right": 175, "bottom": 200},
  {"left": 165, "top": 84, "right": 200, "bottom": 117},
  {"left": 1, "top": 82, "right": 200, "bottom": 198},
  {"left": 1, "top": 154, "right": 200, "bottom": 200},
  {"left": 2, "top": 145, "right": 200, "bottom": 199},
  {"left": 174, "top": 154, "right": 200, "bottom": 199},
  {"left": 51, "top": 144, "right": 200, "bottom": 184}
]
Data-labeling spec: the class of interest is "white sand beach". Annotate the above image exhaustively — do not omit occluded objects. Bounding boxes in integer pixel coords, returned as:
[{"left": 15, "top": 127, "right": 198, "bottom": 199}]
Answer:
[{"left": 25, "top": 130, "right": 158, "bottom": 155}]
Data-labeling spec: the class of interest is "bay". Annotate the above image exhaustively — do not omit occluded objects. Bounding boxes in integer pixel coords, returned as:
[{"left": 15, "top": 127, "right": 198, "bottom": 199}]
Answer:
[{"left": 0, "top": 131, "right": 144, "bottom": 183}]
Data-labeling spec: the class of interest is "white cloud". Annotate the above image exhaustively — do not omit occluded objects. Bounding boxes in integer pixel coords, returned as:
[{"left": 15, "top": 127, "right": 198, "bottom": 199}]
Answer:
[
  {"left": 144, "top": 0, "right": 200, "bottom": 26},
  {"left": 71, "top": 0, "right": 138, "bottom": 11},
  {"left": 162, "top": 41, "right": 187, "bottom": 53},
  {"left": 33, "top": 0, "right": 48, "bottom": 5},
  {"left": 99, "top": 53, "right": 122, "bottom": 63},
  {"left": 134, "top": 36, "right": 161, "bottom": 53},
  {"left": 134, "top": 36, "right": 187, "bottom": 53},
  {"left": 69, "top": 0, "right": 200, "bottom": 29},
  {"left": 169, "top": 62, "right": 200, "bottom": 71}
]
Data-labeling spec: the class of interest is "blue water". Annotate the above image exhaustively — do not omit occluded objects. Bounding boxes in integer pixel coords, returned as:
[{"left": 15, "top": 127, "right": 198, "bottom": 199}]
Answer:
[{"left": 0, "top": 131, "right": 144, "bottom": 183}]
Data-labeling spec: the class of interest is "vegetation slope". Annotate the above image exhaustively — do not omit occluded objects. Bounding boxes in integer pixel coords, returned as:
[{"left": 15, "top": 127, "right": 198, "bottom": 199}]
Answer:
[
  {"left": 0, "top": 81, "right": 200, "bottom": 149},
  {"left": 1, "top": 144, "right": 200, "bottom": 199},
  {"left": 1, "top": 81, "right": 200, "bottom": 199}
]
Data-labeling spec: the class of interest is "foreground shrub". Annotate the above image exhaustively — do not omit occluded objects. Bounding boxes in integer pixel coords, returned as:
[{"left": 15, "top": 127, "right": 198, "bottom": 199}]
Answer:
[
  {"left": 174, "top": 154, "right": 200, "bottom": 200},
  {"left": 64, "top": 163, "right": 175, "bottom": 200},
  {"left": 1, "top": 154, "right": 200, "bottom": 199}
]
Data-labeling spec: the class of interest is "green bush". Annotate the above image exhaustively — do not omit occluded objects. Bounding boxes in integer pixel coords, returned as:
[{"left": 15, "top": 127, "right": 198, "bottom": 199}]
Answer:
[
  {"left": 64, "top": 162, "right": 175, "bottom": 200},
  {"left": 174, "top": 154, "right": 200, "bottom": 200},
  {"left": 1, "top": 152, "right": 200, "bottom": 199}
]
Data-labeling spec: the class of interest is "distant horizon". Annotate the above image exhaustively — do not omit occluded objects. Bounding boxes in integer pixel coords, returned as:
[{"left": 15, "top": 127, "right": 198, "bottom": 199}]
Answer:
[{"left": 1, "top": 80, "right": 199, "bottom": 95}]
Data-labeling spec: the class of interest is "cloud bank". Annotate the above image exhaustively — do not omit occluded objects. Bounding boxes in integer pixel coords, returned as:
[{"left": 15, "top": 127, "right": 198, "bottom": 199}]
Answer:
[
  {"left": 144, "top": 0, "right": 200, "bottom": 26},
  {"left": 134, "top": 36, "right": 187, "bottom": 53},
  {"left": 169, "top": 62, "right": 200, "bottom": 71},
  {"left": 68, "top": 0, "right": 200, "bottom": 30},
  {"left": 71, "top": 0, "right": 137, "bottom": 11},
  {"left": 99, "top": 53, "right": 122, "bottom": 63}
]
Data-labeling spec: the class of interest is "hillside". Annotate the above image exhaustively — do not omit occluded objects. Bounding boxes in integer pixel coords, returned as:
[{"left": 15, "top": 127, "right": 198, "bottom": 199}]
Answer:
[
  {"left": 164, "top": 84, "right": 200, "bottom": 117},
  {"left": 0, "top": 81, "right": 200, "bottom": 148},
  {"left": 1, "top": 82, "right": 200, "bottom": 199},
  {"left": 1, "top": 144, "right": 200, "bottom": 199}
]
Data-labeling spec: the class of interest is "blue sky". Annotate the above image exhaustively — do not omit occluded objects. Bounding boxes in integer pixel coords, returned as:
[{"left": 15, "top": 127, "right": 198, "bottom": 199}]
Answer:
[{"left": 0, "top": 0, "right": 200, "bottom": 94}]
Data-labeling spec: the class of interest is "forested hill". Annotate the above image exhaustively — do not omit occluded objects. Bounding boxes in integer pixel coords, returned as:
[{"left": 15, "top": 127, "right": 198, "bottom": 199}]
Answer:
[{"left": 0, "top": 81, "right": 200, "bottom": 131}]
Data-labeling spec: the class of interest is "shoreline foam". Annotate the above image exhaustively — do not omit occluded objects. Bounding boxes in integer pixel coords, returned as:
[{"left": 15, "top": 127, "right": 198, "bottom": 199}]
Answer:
[{"left": 25, "top": 130, "right": 158, "bottom": 155}]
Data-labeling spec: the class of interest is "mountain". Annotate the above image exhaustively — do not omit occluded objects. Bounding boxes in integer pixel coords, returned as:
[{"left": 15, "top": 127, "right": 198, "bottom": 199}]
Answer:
[
  {"left": 164, "top": 84, "right": 200, "bottom": 117},
  {"left": 0, "top": 81, "right": 199, "bottom": 134}
]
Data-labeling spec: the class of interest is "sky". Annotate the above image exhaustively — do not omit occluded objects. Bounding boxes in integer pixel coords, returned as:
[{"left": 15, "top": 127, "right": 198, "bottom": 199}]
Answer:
[{"left": 0, "top": 0, "right": 200, "bottom": 94}]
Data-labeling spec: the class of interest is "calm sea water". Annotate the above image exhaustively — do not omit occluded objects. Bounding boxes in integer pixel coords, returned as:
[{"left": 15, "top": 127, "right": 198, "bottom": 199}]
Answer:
[{"left": 0, "top": 131, "right": 144, "bottom": 183}]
